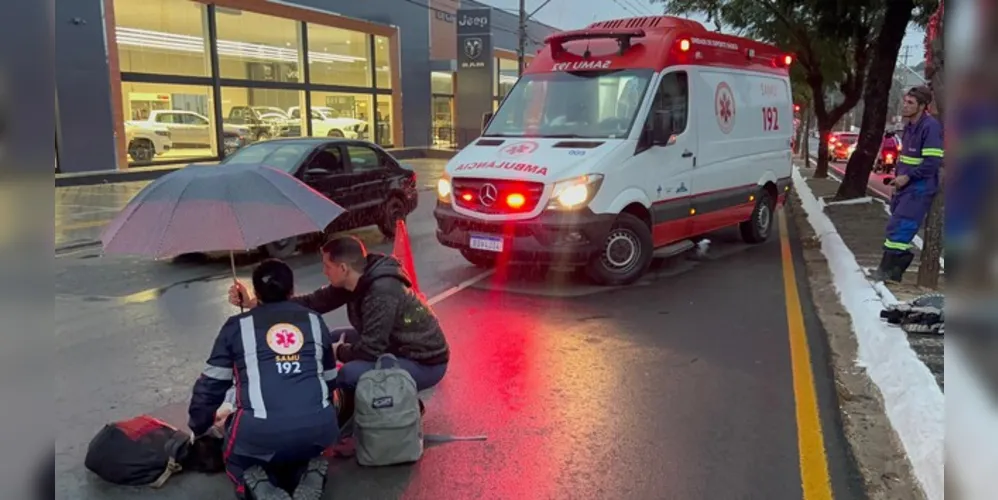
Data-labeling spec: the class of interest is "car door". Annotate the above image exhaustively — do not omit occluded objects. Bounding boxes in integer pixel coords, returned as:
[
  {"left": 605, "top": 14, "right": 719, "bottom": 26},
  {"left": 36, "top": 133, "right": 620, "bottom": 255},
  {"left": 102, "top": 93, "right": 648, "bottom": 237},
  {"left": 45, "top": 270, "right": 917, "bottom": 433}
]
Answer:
[
  {"left": 636, "top": 70, "right": 695, "bottom": 246},
  {"left": 154, "top": 112, "right": 188, "bottom": 146},
  {"left": 298, "top": 144, "right": 353, "bottom": 209},
  {"left": 343, "top": 143, "right": 391, "bottom": 222},
  {"left": 184, "top": 113, "right": 212, "bottom": 148}
]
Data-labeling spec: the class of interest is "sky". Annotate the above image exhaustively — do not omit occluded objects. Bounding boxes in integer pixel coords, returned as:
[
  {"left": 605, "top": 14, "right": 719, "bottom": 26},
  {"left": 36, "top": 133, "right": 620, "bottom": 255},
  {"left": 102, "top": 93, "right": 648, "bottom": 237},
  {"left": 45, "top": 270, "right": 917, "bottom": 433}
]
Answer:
[{"left": 480, "top": 0, "right": 927, "bottom": 67}]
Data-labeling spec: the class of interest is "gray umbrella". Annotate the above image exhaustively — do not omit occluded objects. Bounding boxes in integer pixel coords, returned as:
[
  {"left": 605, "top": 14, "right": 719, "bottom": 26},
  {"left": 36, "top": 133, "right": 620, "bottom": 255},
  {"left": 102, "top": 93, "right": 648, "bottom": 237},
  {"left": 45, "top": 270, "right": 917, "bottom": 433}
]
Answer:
[{"left": 100, "top": 164, "right": 344, "bottom": 259}]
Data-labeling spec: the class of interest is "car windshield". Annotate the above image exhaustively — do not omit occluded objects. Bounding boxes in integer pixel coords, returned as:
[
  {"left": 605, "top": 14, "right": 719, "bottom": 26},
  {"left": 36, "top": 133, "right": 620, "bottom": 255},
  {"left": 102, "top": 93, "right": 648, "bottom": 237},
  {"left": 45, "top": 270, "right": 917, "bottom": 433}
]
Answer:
[
  {"left": 483, "top": 69, "right": 653, "bottom": 139},
  {"left": 220, "top": 142, "right": 313, "bottom": 173}
]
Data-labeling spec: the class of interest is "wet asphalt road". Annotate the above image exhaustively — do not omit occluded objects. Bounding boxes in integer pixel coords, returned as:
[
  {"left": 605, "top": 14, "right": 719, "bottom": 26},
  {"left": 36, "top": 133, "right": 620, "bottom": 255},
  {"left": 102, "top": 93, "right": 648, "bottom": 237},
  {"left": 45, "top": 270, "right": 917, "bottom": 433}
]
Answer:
[{"left": 56, "top": 187, "right": 862, "bottom": 499}]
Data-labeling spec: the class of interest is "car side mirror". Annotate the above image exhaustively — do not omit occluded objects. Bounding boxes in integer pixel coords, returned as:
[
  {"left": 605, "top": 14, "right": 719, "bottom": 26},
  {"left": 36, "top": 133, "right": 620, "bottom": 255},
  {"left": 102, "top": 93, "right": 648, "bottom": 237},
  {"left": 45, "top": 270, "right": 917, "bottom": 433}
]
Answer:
[
  {"left": 651, "top": 110, "right": 674, "bottom": 146},
  {"left": 481, "top": 112, "right": 494, "bottom": 132}
]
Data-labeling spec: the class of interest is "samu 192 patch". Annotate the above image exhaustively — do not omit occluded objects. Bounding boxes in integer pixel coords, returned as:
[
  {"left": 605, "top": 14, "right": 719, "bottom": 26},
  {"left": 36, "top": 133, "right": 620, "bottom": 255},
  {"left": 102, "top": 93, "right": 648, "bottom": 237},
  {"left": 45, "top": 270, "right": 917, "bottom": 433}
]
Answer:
[{"left": 372, "top": 396, "right": 394, "bottom": 409}]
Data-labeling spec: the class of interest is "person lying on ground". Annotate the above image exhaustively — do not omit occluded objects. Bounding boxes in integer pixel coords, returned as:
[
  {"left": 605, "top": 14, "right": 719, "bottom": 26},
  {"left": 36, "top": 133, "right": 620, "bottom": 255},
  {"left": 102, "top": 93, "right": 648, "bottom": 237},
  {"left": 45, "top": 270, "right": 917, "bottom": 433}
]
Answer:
[
  {"left": 191, "top": 258, "right": 339, "bottom": 500},
  {"left": 228, "top": 236, "right": 449, "bottom": 424}
]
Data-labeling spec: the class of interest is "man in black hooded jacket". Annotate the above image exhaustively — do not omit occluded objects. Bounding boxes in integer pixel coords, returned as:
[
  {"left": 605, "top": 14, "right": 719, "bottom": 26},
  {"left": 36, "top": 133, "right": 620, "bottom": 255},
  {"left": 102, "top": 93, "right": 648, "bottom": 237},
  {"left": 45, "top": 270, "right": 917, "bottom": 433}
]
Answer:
[{"left": 229, "top": 237, "right": 449, "bottom": 420}]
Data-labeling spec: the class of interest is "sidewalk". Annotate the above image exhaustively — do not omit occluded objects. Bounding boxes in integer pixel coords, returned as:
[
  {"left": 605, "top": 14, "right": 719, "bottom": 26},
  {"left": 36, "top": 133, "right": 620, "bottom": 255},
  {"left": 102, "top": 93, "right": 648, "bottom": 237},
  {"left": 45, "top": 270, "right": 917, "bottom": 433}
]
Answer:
[
  {"left": 794, "top": 162, "right": 944, "bottom": 389},
  {"left": 54, "top": 159, "right": 449, "bottom": 252}
]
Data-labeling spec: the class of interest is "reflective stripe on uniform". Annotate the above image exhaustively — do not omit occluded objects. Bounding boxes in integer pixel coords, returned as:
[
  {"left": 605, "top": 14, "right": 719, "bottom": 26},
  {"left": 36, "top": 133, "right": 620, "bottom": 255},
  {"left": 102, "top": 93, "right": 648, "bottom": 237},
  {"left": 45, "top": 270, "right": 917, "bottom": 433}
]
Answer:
[
  {"left": 899, "top": 155, "right": 923, "bottom": 165},
  {"left": 921, "top": 148, "right": 944, "bottom": 157},
  {"left": 239, "top": 315, "right": 268, "bottom": 419},
  {"left": 309, "top": 313, "right": 331, "bottom": 408},
  {"left": 884, "top": 239, "right": 912, "bottom": 251},
  {"left": 202, "top": 365, "right": 233, "bottom": 380}
]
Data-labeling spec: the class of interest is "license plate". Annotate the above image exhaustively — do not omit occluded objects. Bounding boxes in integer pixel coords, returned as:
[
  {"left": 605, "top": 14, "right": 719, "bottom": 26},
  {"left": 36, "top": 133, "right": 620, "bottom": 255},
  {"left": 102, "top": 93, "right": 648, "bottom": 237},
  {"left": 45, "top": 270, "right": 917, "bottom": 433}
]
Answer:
[{"left": 469, "top": 234, "right": 504, "bottom": 253}]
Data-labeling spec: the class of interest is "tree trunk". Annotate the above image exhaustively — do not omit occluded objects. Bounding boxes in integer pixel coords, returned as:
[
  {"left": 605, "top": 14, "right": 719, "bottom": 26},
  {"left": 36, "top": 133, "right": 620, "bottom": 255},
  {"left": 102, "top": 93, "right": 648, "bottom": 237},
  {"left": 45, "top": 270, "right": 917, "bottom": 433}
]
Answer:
[
  {"left": 814, "top": 122, "right": 832, "bottom": 177},
  {"left": 835, "top": 0, "right": 915, "bottom": 200},
  {"left": 801, "top": 106, "right": 813, "bottom": 163},
  {"left": 916, "top": 0, "right": 945, "bottom": 289}
]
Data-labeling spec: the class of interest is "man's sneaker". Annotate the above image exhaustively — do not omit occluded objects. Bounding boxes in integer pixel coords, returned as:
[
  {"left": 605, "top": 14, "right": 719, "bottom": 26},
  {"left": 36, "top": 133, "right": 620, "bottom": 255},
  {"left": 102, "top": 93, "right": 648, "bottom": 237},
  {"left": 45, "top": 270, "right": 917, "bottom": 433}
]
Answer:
[
  {"left": 243, "top": 466, "right": 292, "bottom": 500},
  {"left": 291, "top": 457, "right": 328, "bottom": 500}
]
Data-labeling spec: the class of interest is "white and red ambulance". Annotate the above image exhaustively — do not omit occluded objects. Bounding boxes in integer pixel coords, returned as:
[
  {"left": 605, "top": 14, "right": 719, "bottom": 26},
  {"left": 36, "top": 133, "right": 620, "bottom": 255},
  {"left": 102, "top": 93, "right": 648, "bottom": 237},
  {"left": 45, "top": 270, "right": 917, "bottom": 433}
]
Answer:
[{"left": 434, "top": 16, "right": 794, "bottom": 285}]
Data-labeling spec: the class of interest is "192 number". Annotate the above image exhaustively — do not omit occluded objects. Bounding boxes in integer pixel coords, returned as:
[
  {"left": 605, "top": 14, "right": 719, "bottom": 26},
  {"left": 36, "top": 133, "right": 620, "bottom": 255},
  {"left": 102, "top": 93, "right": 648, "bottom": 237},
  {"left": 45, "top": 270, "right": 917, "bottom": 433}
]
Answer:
[
  {"left": 277, "top": 362, "right": 301, "bottom": 374},
  {"left": 762, "top": 107, "right": 780, "bottom": 131}
]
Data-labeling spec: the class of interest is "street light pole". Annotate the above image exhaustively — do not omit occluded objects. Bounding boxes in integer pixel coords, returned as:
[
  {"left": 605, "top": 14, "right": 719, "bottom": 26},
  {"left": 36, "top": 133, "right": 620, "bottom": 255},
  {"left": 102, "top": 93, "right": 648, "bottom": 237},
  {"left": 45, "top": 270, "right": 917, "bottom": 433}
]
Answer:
[{"left": 518, "top": 0, "right": 526, "bottom": 76}]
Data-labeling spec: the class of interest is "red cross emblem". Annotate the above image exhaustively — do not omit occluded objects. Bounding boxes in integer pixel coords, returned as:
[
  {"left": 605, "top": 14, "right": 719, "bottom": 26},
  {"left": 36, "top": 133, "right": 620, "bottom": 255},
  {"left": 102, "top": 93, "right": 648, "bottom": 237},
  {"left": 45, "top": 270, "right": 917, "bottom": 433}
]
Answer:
[
  {"left": 275, "top": 330, "right": 296, "bottom": 348},
  {"left": 715, "top": 82, "right": 736, "bottom": 134},
  {"left": 719, "top": 94, "right": 733, "bottom": 123},
  {"left": 500, "top": 141, "right": 539, "bottom": 156}
]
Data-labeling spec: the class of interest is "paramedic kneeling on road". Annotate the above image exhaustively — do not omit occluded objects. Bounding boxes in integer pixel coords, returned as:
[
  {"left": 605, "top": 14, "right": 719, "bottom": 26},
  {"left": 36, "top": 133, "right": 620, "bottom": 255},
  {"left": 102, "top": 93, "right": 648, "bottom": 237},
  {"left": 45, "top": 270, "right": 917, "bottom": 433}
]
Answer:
[
  {"left": 190, "top": 259, "right": 338, "bottom": 500},
  {"left": 872, "top": 86, "right": 944, "bottom": 283},
  {"left": 229, "top": 236, "right": 450, "bottom": 422}
]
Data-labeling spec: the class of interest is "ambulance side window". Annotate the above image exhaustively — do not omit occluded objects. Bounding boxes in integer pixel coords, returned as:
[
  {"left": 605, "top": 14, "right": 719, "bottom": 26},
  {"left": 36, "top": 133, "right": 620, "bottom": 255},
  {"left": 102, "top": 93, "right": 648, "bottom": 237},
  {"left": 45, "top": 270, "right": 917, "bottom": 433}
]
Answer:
[{"left": 649, "top": 72, "right": 689, "bottom": 137}]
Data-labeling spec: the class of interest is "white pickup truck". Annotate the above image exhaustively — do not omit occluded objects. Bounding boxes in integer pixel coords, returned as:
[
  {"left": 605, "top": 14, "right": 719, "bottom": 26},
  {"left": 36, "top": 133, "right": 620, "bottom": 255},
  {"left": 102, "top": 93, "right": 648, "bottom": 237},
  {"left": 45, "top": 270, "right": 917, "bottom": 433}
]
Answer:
[
  {"left": 287, "top": 106, "right": 369, "bottom": 139},
  {"left": 124, "top": 121, "right": 173, "bottom": 162},
  {"left": 130, "top": 110, "right": 252, "bottom": 154}
]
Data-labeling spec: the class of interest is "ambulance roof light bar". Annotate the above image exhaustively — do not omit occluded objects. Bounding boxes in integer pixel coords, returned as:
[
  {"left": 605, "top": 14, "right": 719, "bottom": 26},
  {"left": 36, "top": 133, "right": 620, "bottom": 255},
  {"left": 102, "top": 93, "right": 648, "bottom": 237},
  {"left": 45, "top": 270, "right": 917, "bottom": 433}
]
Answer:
[{"left": 545, "top": 28, "right": 647, "bottom": 58}]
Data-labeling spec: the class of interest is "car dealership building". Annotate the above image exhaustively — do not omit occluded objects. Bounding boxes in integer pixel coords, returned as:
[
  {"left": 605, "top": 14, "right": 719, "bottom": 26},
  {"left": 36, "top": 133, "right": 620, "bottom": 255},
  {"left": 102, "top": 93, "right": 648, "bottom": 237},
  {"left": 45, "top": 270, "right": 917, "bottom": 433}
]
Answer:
[{"left": 55, "top": 0, "right": 558, "bottom": 173}]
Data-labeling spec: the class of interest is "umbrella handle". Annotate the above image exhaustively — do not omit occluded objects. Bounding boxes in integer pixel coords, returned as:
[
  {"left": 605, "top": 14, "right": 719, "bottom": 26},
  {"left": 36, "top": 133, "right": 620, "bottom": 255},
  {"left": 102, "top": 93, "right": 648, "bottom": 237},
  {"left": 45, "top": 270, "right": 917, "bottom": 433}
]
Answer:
[{"left": 229, "top": 251, "right": 244, "bottom": 313}]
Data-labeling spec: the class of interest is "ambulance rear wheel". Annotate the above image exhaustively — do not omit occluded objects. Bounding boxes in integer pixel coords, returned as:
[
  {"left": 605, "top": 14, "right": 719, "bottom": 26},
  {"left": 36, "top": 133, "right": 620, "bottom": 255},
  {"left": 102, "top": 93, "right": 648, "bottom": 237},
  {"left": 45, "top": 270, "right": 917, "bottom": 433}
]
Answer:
[
  {"left": 586, "top": 213, "right": 653, "bottom": 286},
  {"left": 461, "top": 249, "right": 497, "bottom": 268},
  {"left": 740, "top": 190, "right": 775, "bottom": 244}
]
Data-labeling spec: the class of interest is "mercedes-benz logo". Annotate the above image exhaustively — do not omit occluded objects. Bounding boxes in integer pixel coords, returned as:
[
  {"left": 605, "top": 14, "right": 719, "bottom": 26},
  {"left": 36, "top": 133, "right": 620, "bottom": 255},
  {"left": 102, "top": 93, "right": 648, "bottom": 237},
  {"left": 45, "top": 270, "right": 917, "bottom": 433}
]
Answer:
[{"left": 479, "top": 183, "right": 498, "bottom": 206}]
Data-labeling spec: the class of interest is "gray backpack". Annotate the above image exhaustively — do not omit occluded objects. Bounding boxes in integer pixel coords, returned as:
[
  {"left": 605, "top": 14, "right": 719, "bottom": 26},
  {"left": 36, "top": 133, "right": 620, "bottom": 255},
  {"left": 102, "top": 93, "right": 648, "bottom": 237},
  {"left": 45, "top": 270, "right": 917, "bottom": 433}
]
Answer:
[{"left": 354, "top": 354, "right": 423, "bottom": 466}]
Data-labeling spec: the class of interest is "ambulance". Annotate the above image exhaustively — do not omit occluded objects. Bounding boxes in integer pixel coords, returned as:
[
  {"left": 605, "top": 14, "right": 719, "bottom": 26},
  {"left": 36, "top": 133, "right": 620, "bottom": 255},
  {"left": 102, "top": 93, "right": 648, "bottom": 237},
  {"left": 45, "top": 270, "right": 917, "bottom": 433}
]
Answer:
[{"left": 434, "top": 16, "right": 794, "bottom": 285}]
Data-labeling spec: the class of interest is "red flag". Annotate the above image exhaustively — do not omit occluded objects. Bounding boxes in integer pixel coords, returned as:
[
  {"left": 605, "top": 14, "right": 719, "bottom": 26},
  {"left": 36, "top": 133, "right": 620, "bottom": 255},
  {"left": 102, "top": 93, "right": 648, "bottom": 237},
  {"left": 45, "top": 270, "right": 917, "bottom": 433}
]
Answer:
[{"left": 392, "top": 219, "right": 423, "bottom": 298}]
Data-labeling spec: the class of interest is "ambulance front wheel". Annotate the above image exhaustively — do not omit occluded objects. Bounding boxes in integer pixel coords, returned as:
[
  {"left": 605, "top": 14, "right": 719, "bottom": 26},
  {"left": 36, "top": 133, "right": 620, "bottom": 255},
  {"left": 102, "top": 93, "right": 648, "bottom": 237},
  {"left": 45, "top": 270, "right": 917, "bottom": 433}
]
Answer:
[
  {"left": 740, "top": 189, "right": 775, "bottom": 244},
  {"left": 586, "top": 213, "right": 654, "bottom": 286}
]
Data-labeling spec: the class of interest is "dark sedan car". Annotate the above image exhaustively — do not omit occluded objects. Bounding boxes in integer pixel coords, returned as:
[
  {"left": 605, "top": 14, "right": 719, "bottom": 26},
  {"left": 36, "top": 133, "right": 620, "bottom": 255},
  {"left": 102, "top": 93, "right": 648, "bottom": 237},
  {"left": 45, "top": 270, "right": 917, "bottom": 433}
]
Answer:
[{"left": 219, "top": 138, "right": 419, "bottom": 257}]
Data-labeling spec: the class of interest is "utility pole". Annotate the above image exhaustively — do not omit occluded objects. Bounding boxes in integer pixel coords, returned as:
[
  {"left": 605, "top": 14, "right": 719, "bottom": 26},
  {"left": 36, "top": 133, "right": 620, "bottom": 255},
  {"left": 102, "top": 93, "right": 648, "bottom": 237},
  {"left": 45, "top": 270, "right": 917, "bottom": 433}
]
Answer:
[
  {"left": 517, "top": 0, "right": 551, "bottom": 76},
  {"left": 518, "top": 0, "right": 526, "bottom": 76}
]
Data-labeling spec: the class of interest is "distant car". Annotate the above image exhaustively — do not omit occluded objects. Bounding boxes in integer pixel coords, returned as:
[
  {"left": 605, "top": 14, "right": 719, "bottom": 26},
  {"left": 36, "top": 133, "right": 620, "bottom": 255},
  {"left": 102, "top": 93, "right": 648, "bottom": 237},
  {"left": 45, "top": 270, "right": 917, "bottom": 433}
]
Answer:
[
  {"left": 219, "top": 138, "right": 419, "bottom": 257},
  {"left": 827, "top": 132, "right": 859, "bottom": 162}
]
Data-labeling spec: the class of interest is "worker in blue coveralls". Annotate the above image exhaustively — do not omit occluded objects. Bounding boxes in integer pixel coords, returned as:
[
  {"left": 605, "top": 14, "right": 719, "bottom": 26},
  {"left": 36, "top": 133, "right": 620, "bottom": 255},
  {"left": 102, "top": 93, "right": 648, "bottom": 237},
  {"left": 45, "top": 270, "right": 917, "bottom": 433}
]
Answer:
[
  {"left": 188, "top": 258, "right": 339, "bottom": 500},
  {"left": 872, "top": 86, "right": 944, "bottom": 283}
]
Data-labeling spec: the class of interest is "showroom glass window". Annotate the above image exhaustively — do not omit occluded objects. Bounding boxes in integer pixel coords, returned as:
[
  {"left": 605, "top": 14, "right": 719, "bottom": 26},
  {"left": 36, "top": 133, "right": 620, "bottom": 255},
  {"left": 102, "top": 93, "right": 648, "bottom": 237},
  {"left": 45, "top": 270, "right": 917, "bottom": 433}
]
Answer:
[
  {"left": 215, "top": 9, "right": 301, "bottom": 82},
  {"left": 114, "top": 0, "right": 208, "bottom": 76},
  {"left": 114, "top": 0, "right": 218, "bottom": 165},
  {"left": 431, "top": 72, "right": 454, "bottom": 148},
  {"left": 374, "top": 36, "right": 391, "bottom": 89},
  {"left": 309, "top": 25, "right": 371, "bottom": 87}
]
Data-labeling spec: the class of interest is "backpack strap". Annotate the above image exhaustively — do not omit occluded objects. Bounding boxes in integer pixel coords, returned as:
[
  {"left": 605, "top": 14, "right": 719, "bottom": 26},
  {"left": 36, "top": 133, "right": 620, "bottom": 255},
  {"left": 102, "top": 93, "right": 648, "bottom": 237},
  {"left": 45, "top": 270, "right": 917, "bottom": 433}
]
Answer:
[
  {"left": 149, "top": 458, "right": 182, "bottom": 488},
  {"left": 375, "top": 353, "right": 399, "bottom": 370}
]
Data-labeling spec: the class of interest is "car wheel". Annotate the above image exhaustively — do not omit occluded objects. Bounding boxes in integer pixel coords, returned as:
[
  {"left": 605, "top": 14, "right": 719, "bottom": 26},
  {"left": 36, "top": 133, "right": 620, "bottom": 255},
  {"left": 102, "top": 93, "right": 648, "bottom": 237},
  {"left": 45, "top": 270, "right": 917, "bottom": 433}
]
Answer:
[
  {"left": 377, "top": 196, "right": 406, "bottom": 238},
  {"left": 128, "top": 139, "right": 155, "bottom": 162},
  {"left": 328, "top": 129, "right": 345, "bottom": 138},
  {"left": 584, "top": 213, "right": 653, "bottom": 286},
  {"left": 260, "top": 236, "right": 298, "bottom": 259},
  {"left": 461, "top": 249, "right": 498, "bottom": 268},
  {"left": 740, "top": 189, "right": 775, "bottom": 244}
]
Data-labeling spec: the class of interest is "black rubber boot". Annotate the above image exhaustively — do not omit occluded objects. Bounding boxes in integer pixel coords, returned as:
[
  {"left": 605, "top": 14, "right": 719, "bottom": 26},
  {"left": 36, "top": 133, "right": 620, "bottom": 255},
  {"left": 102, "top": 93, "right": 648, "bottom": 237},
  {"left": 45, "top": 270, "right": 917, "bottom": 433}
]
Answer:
[
  {"left": 291, "top": 457, "right": 328, "bottom": 500},
  {"left": 869, "top": 251, "right": 894, "bottom": 282},
  {"left": 244, "top": 466, "right": 292, "bottom": 500},
  {"left": 888, "top": 251, "right": 915, "bottom": 283}
]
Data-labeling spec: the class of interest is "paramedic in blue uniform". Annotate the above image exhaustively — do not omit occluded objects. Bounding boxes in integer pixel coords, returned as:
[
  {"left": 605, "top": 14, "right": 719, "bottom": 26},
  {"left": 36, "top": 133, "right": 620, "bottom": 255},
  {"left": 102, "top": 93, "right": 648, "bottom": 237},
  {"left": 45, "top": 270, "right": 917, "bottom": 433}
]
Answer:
[
  {"left": 872, "top": 86, "right": 944, "bottom": 282},
  {"left": 187, "top": 259, "right": 339, "bottom": 500}
]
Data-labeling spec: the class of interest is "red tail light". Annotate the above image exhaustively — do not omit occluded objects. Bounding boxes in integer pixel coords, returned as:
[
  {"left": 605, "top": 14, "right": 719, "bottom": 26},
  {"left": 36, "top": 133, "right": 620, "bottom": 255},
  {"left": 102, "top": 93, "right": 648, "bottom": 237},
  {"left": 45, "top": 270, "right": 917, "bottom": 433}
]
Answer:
[
  {"left": 886, "top": 154, "right": 894, "bottom": 162},
  {"left": 678, "top": 38, "right": 691, "bottom": 52},
  {"left": 783, "top": 54, "right": 793, "bottom": 65},
  {"left": 506, "top": 193, "right": 526, "bottom": 209}
]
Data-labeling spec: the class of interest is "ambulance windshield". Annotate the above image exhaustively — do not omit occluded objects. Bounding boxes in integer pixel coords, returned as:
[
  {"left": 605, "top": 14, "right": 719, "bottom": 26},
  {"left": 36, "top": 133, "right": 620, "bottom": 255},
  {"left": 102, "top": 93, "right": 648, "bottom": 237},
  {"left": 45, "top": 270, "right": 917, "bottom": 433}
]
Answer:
[{"left": 483, "top": 69, "right": 653, "bottom": 139}]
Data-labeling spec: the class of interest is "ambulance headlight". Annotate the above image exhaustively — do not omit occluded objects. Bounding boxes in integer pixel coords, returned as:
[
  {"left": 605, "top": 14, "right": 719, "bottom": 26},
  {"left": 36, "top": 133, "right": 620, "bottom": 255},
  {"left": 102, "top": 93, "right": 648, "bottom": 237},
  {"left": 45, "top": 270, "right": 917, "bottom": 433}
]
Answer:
[
  {"left": 437, "top": 175, "right": 452, "bottom": 202},
  {"left": 548, "top": 174, "right": 604, "bottom": 210}
]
